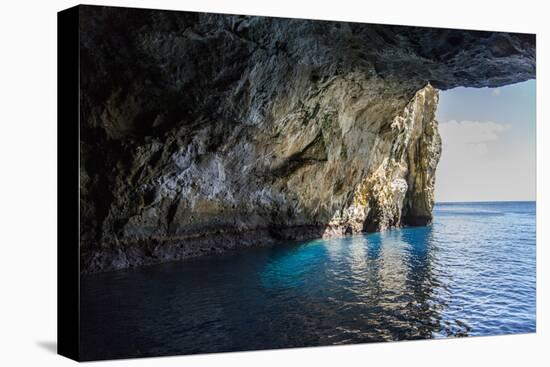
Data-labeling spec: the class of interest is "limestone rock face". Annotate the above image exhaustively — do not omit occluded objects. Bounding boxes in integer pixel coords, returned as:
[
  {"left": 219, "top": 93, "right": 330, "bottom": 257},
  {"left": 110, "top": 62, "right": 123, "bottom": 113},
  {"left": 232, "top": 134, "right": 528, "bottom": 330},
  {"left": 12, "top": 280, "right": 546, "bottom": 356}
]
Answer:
[
  {"left": 78, "top": 6, "right": 535, "bottom": 272},
  {"left": 332, "top": 85, "right": 441, "bottom": 235}
]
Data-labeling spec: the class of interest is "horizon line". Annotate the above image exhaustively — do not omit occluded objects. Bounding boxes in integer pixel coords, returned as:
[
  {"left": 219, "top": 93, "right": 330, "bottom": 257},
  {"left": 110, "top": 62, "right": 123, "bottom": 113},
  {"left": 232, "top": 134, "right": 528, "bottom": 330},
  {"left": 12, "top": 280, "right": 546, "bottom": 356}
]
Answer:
[{"left": 436, "top": 199, "right": 536, "bottom": 204}]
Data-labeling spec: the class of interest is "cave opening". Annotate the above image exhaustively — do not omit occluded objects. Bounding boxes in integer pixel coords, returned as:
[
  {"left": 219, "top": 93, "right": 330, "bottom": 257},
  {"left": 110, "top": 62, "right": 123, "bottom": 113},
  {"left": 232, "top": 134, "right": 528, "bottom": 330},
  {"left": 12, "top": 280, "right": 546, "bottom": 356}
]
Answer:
[{"left": 76, "top": 8, "right": 536, "bottom": 273}]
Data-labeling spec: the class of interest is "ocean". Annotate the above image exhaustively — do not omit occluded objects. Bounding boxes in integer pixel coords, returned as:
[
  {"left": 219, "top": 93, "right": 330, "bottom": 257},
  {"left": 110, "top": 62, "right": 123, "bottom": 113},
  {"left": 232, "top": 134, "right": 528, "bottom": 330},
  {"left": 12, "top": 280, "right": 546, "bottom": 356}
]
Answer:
[{"left": 80, "top": 201, "right": 536, "bottom": 360}]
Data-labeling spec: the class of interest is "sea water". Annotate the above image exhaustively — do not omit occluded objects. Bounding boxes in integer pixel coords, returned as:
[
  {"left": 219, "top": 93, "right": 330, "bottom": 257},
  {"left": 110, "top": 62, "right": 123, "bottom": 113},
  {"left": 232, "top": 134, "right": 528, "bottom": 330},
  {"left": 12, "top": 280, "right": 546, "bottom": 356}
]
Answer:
[{"left": 80, "top": 201, "right": 536, "bottom": 360}]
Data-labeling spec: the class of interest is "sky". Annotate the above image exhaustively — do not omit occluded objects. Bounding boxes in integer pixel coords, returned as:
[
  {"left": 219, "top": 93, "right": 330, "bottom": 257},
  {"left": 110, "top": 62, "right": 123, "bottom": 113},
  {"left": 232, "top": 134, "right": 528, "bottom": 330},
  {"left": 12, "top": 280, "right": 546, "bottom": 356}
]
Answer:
[{"left": 434, "top": 79, "right": 536, "bottom": 202}]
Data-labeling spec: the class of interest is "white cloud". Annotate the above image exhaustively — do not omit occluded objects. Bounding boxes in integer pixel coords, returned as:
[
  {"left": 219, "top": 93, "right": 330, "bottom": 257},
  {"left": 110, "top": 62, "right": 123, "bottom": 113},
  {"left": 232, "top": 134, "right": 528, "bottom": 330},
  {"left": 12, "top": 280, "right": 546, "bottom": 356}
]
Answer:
[
  {"left": 435, "top": 120, "right": 530, "bottom": 202},
  {"left": 439, "top": 120, "right": 512, "bottom": 153},
  {"left": 491, "top": 88, "right": 502, "bottom": 96}
]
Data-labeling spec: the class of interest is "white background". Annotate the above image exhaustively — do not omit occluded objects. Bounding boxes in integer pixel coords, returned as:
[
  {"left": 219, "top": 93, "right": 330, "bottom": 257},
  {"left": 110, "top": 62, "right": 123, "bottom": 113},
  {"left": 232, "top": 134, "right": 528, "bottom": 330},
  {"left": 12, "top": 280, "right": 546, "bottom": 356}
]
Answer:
[{"left": 0, "top": 0, "right": 547, "bottom": 365}]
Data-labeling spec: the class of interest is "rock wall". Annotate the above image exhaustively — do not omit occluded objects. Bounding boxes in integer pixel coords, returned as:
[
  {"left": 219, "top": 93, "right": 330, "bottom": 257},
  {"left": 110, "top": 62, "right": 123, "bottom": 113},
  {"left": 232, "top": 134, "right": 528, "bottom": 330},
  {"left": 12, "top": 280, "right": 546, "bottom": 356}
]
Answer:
[
  {"left": 78, "top": 6, "right": 535, "bottom": 273},
  {"left": 329, "top": 85, "right": 441, "bottom": 236}
]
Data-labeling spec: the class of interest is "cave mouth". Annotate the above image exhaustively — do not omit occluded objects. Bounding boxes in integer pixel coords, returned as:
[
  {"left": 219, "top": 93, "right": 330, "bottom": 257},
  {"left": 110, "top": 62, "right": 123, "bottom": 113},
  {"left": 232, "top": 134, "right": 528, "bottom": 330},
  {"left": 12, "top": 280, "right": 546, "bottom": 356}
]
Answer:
[{"left": 76, "top": 7, "right": 536, "bottom": 273}]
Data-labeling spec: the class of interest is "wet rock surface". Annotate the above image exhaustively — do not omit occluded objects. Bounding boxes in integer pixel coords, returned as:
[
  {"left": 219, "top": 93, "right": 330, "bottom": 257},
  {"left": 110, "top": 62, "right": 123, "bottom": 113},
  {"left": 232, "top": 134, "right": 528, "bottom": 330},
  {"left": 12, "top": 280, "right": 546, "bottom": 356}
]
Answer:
[{"left": 78, "top": 5, "right": 535, "bottom": 273}]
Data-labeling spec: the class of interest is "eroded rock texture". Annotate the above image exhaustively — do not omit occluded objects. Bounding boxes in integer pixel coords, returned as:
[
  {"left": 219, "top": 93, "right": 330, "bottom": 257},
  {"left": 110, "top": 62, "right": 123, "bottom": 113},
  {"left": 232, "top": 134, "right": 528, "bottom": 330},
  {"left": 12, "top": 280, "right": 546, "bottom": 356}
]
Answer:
[{"left": 78, "top": 6, "right": 535, "bottom": 272}]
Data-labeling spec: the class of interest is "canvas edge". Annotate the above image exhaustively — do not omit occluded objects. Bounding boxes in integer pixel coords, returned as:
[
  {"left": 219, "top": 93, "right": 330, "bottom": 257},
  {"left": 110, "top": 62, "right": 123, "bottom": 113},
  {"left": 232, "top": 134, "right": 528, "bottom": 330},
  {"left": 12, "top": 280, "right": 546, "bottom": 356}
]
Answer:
[{"left": 57, "top": 4, "right": 81, "bottom": 362}]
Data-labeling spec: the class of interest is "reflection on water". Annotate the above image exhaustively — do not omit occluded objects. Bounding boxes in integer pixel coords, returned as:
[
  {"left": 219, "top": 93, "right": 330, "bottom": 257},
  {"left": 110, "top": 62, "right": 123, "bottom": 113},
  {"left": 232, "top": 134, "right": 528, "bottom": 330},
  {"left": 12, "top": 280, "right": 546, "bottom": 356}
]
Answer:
[{"left": 80, "top": 202, "right": 536, "bottom": 360}]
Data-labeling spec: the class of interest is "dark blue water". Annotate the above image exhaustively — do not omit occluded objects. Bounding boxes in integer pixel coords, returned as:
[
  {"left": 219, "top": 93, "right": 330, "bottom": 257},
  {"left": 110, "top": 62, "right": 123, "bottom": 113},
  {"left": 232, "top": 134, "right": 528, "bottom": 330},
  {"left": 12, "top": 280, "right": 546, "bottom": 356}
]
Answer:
[{"left": 80, "top": 201, "right": 536, "bottom": 360}]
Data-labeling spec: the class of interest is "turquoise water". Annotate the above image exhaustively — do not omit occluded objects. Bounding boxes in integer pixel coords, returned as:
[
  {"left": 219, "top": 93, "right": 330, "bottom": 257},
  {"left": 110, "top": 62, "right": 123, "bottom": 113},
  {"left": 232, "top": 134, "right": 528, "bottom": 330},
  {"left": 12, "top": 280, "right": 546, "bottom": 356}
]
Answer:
[{"left": 80, "top": 201, "right": 536, "bottom": 360}]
